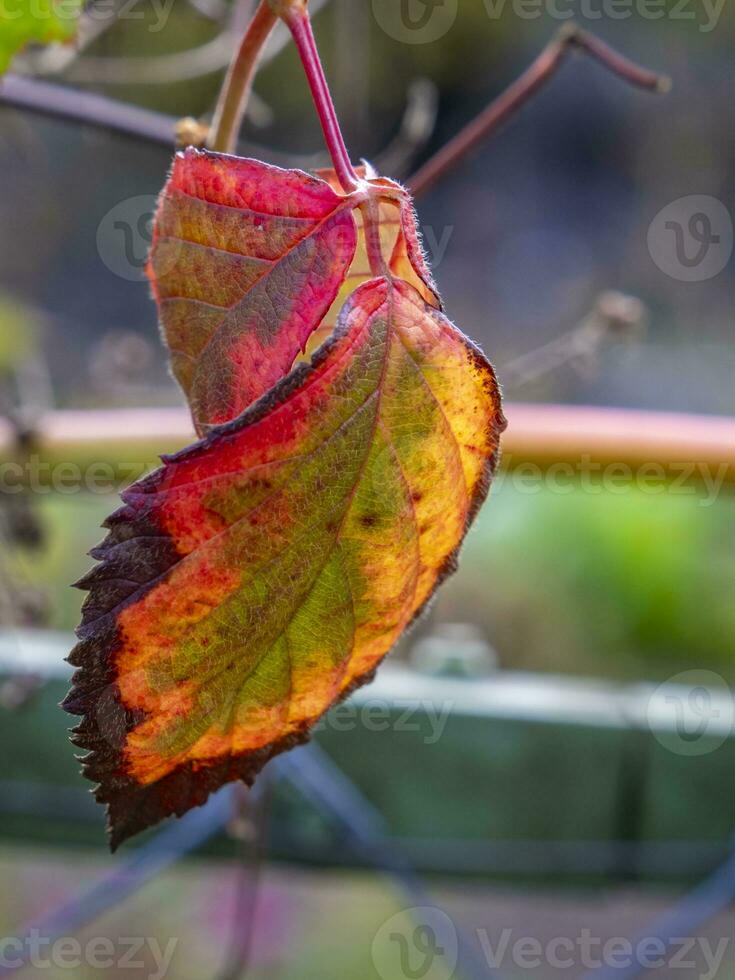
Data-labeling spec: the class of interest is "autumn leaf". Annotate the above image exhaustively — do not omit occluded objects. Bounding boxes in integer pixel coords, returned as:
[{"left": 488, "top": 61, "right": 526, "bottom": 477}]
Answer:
[
  {"left": 149, "top": 152, "right": 444, "bottom": 431},
  {"left": 149, "top": 149, "right": 358, "bottom": 434},
  {"left": 0, "top": 0, "right": 81, "bottom": 74},
  {"left": 65, "top": 147, "right": 505, "bottom": 849}
]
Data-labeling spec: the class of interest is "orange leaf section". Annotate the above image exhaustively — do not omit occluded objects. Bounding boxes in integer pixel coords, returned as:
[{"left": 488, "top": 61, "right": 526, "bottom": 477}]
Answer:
[
  {"left": 148, "top": 149, "right": 358, "bottom": 434},
  {"left": 65, "top": 277, "right": 505, "bottom": 848}
]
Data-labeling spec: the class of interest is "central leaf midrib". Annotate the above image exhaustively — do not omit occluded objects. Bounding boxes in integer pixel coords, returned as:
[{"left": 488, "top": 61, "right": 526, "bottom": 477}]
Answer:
[
  {"left": 153, "top": 289, "right": 398, "bottom": 747},
  {"left": 224, "top": 286, "right": 416, "bottom": 729}
]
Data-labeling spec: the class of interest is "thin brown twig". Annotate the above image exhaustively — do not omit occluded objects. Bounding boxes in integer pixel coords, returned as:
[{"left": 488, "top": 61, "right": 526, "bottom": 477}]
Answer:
[
  {"left": 207, "top": 0, "right": 278, "bottom": 153},
  {"left": 500, "top": 291, "right": 646, "bottom": 389},
  {"left": 0, "top": 22, "right": 668, "bottom": 188},
  {"left": 53, "top": 31, "right": 275, "bottom": 129},
  {"left": 408, "top": 23, "right": 670, "bottom": 200},
  {"left": 187, "top": 0, "right": 231, "bottom": 23},
  {"left": 375, "top": 77, "right": 439, "bottom": 179},
  {"left": 53, "top": 1, "right": 300, "bottom": 84},
  {"left": 0, "top": 73, "right": 327, "bottom": 166},
  {"left": 0, "top": 73, "right": 179, "bottom": 146},
  {"left": 217, "top": 781, "right": 271, "bottom": 980},
  {"left": 60, "top": 31, "right": 243, "bottom": 85}
]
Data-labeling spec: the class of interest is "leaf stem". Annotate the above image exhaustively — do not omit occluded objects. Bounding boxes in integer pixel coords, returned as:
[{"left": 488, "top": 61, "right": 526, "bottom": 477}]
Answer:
[
  {"left": 360, "top": 199, "right": 390, "bottom": 279},
  {"left": 409, "top": 24, "right": 670, "bottom": 199},
  {"left": 207, "top": 0, "right": 278, "bottom": 154},
  {"left": 280, "top": 3, "right": 359, "bottom": 193}
]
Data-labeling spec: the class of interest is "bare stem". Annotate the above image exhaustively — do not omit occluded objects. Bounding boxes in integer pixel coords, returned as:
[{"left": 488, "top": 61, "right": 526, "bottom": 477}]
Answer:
[
  {"left": 280, "top": 2, "right": 359, "bottom": 192},
  {"left": 360, "top": 199, "right": 390, "bottom": 279},
  {"left": 409, "top": 24, "right": 670, "bottom": 200},
  {"left": 500, "top": 290, "right": 645, "bottom": 389},
  {"left": 207, "top": 0, "right": 278, "bottom": 154}
]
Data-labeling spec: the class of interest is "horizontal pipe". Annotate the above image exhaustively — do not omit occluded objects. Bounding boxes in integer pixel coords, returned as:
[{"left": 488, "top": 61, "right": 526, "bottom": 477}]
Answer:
[
  {"left": 0, "top": 404, "right": 732, "bottom": 490},
  {"left": 504, "top": 403, "right": 735, "bottom": 487}
]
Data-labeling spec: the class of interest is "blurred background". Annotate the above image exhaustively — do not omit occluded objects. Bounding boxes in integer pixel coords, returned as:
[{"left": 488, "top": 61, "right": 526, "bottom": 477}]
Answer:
[{"left": 0, "top": 0, "right": 734, "bottom": 977}]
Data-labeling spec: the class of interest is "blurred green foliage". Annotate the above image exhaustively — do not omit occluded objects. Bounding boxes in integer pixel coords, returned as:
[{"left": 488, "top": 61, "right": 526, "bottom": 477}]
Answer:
[
  {"left": 0, "top": 292, "right": 40, "bottom": 370},
  {"left": 0, "top": 0, "right": 81, "bottom": 74},
  {"left": 435, "top": 481, "right": 735, "bottom": 681}
]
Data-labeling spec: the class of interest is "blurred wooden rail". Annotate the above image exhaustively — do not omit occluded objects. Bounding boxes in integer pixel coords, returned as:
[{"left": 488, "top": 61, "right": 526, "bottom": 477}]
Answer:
[
  {"left": 504, "top": 403, "right": 735, "bottom": 487},
  {"left": 0, "top": 404, "right": 733, "bottom": 490}
]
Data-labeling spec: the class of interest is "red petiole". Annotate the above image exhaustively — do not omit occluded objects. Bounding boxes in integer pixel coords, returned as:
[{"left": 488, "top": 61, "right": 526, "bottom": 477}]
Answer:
[{"left": 278, "top": 2, "right": 361, "bottom": 194}]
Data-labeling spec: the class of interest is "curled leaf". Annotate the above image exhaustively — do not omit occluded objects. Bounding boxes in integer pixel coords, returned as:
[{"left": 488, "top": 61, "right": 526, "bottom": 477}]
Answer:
[{"left": 149, "top": 149, "right": 358, "bottom": 433}]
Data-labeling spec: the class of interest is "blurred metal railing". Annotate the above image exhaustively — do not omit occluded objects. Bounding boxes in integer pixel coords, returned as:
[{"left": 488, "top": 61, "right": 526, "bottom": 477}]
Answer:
[{"left": 0, "top": 404, "right": 732, "bottom": 488}]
